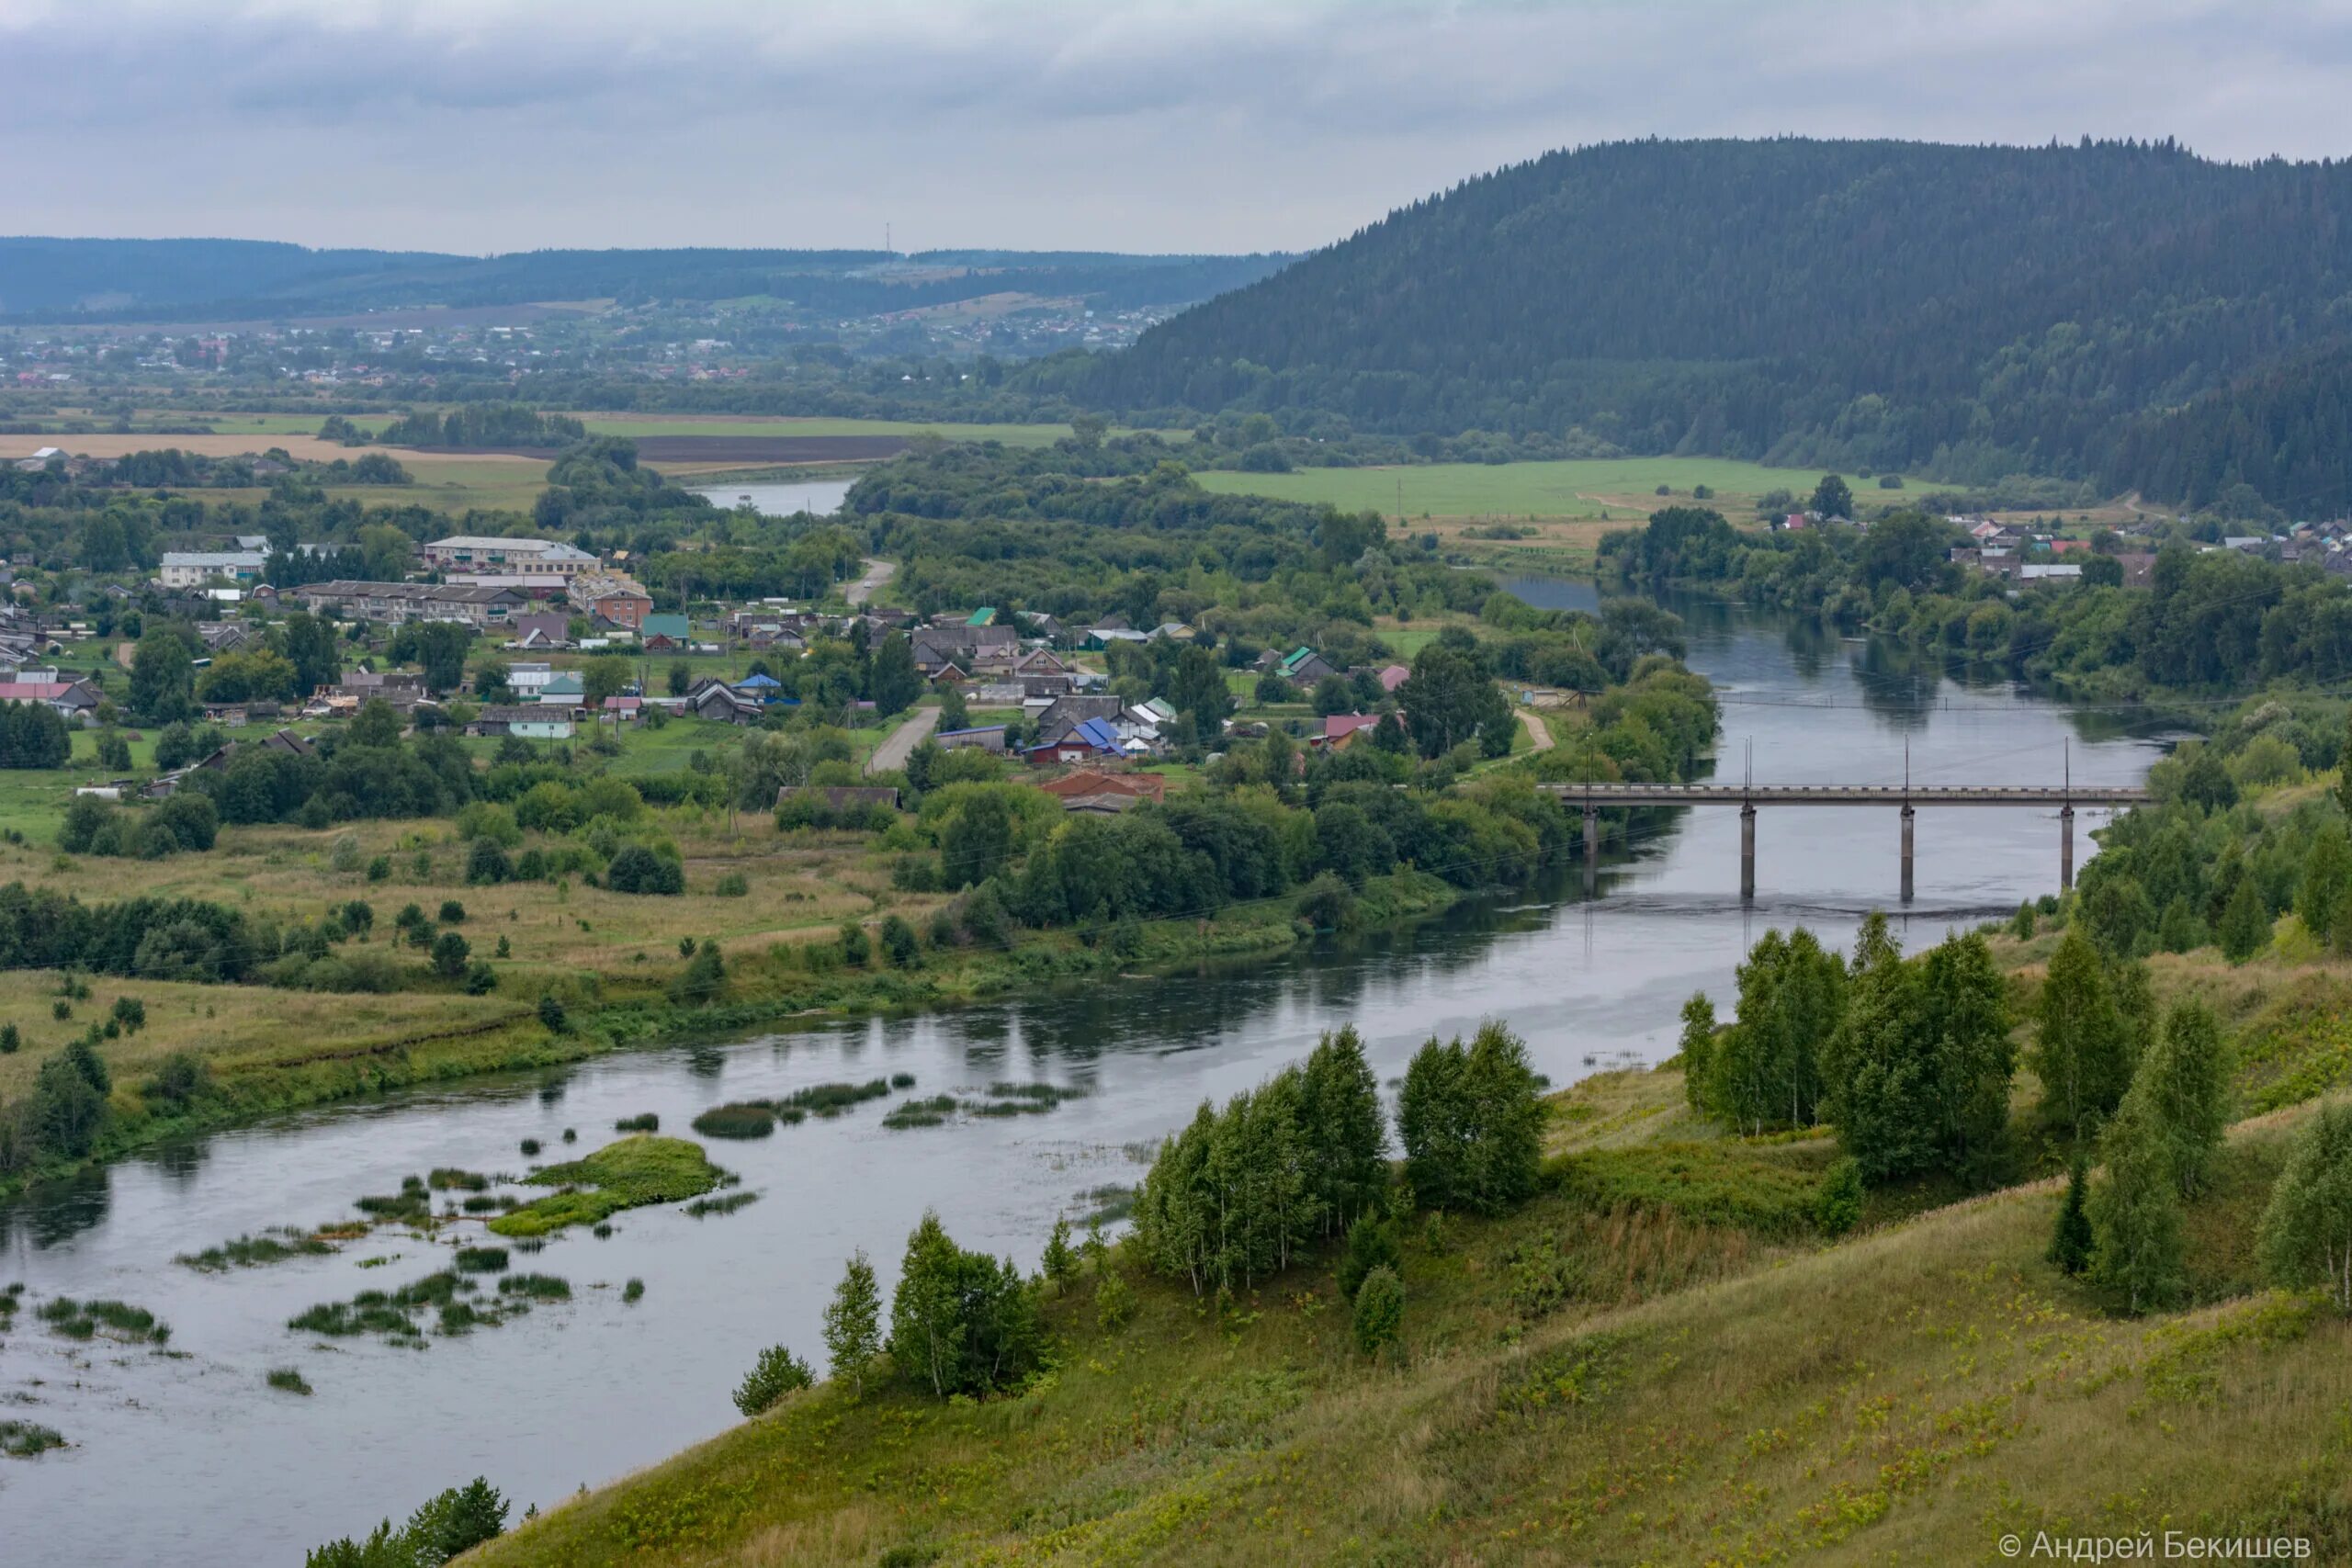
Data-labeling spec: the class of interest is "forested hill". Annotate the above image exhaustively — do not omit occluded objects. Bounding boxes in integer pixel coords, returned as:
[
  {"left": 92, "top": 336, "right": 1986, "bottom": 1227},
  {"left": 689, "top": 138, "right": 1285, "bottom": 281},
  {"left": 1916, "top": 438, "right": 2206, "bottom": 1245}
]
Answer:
[
  {"left": 1075, "top": 138, "right": 2352, "bottom": 508},
  {"left": 0, "top": 240, "right": 1291, "bottom": 324}
]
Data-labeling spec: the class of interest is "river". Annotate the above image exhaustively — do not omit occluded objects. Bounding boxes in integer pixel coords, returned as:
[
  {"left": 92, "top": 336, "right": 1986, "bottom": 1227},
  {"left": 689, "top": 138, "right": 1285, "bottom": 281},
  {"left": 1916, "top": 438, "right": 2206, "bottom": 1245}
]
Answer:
[
  {"left": 0, "top": 585, "right": 2166, "bottom": 1566},
  {"left": 688, "top": 478, "right": 856, "bottom": 517}
]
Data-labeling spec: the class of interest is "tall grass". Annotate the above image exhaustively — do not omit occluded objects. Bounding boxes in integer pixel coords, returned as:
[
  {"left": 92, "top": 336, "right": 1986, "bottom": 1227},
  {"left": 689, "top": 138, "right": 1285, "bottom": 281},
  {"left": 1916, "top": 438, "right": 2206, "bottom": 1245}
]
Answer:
[
  {"left": 175, "top": 1228, "right": 337, "bottom": 1272},
  {"left": 691, "top": 1103, "right": 778, "bottom": 1140}
]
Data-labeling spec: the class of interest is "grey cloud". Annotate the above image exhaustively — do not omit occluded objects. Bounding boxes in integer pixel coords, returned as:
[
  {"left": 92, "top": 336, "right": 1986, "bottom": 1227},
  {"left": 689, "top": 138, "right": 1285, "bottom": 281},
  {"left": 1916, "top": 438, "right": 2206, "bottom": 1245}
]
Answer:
[{"left": 6, "top": 1, "right": 2350, "bottom": 252}]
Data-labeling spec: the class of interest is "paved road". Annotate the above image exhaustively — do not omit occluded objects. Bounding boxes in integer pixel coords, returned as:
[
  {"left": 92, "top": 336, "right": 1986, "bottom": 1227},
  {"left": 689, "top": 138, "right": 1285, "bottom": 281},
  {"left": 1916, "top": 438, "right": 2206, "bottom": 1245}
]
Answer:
[
  {"left": 845, "top": 558, "right": 894, "bottom": 606},
  {"left": 1521, "top": 709, "right": 1555, "bottom": 750},
  {"left": 866, "top": 704, "right": 940, "bottom": 775}
]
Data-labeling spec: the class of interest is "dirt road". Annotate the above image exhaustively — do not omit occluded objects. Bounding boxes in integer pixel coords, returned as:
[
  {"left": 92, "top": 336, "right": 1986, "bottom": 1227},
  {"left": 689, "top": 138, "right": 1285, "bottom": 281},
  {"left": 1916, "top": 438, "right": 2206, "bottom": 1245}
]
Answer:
[
  {"left": 866, "top": 704, "right": 940, "bottom": 775},
  {"left": 846, "top": 558, "right": 895, "bottom": 606}
]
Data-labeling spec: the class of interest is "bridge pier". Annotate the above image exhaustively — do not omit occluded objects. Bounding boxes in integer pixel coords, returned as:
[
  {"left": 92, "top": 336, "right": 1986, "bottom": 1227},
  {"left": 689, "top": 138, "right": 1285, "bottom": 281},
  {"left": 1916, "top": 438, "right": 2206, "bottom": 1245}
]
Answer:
[
  {"left": 1583, "top": 803, "right": 1599, "bottom": 896},
  {"left": 1900, "top": 805, "right": 1915, "bottom": 903},
  {"left": 1739, "top": 804, "right": 1756, "bottom": 901},
  {"left": 2060, "top": 805, "right": 2075, "bottom": 892}
]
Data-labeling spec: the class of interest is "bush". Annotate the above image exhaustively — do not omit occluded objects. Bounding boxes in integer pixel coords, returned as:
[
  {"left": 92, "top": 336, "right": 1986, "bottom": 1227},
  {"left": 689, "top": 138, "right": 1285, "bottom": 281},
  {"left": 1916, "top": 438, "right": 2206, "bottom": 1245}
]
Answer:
[
  {"left": 1336, "top": 1214, "right": 1401, "bottom": 1299},
  {"left": 840, "top": 922, "right": 872, "bottom": 966},
  {"left": 605, "top": 843, "right": 684, "bottom": 896},
  {"left": 1095, "top": 1268, "right": 1135, "bottom": 1331},
  {"left": 430, "top": 931, "right": 470, "bottom": 978},
  {"left": 879, "top": 914, "right": 920, "bottom": 967},
  {"left": 732, "top": 1344, "right": 813, "bottom": 1416},
  {"left": 437, "top": 900, "right": 466, "bottom": 925},
  {"left": 465, "top": 838, "right": 511, "bottom": 886},
  {"left": 1351, "top": 1264, "right": 1404, "bottom": 1357},
  {"left": 1815, "top": 1156, "right": 1864, "bottom": 1237}
]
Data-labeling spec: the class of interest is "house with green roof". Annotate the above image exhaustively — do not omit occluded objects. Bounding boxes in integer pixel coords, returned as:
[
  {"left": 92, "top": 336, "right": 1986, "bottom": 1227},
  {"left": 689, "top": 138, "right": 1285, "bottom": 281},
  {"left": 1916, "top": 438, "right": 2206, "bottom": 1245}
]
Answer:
[{"left": 640, "top": 614, "right": 692, "bottom": 649}]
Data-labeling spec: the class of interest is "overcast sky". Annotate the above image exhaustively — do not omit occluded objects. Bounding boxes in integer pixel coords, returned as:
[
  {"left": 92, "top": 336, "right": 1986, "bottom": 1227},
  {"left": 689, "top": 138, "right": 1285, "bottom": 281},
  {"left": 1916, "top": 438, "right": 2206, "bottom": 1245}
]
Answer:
[{"left": 5, "top": 0, "right": 2349, "bottom": 256}]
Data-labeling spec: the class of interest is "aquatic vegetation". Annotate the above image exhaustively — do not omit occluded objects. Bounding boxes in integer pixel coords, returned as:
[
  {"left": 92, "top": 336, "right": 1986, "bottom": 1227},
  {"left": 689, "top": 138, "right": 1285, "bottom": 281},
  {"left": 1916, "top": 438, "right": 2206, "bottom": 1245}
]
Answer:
[
  {"left": 622, "top": 1278, "right": 645, "bottom": 1303},
  {"left": 0, "top": 1419, "right": 66, "bottom": 1457},
  {"left": 777, "top": 1078, "right": 892, "bottom": 1117},
  {"left": 266, "top": 1367, "right": 313, "bottom": 1395},
  {"left": 684, "top": 1190, "right": 760, "bottom": 1219},
  {"left": 355, "top": 1175, "right": 434, "bottom": 1224},
  {"left": 453, "top": 1247, "right": 510, "bottom": 1274},
  {"left": 460, "top": 1194, "right": 516, "bottom": 1214},
  {"left": 288, "top": 1267, "right": 542, "bottom": 1345},
  {"left": 497, "top": 1273, "right": 571, "bottom": 1301},
  {"left": 690, "top": 1102, "right": 778, "bottom": 1139},
  {"left": 988, "top": 1081, "right": 1088, "bottom": 1106},
  {"left": 882, "top": 1095, "right": 962, "bottom": 1130},
  {"left": 39, "top": 1297, "right": 170, "bottom": 1345},
  {"left": 592, "top": 1223, "right": 614, "bottom": 1239},
  {"left": 520, "top": 1138, "right": 542, "bottom": 1156},
  {"left": 614, "top": 1112, "right": 660, "bottom": 1133},
  {"left": 428, "top": 1168, "right": 490, "bottom": 1192},
  {"left": 890, "top": 1072, "right": 918, "bottom": 1089},
  {"left": 488, "top": 1136, "right": 723, "bottom": 1238},
  {"left": 561, "top": 1128, "right": 578, "bottom": 1143},
  {"left": 175, "top": 1228, "right": 339, "bottom": 1272}
]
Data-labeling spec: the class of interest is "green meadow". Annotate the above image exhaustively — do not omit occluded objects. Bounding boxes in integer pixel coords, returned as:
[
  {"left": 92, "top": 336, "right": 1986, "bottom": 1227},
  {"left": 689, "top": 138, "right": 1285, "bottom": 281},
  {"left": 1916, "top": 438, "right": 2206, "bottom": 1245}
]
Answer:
[{"left": 1196, "top": 456, "right": 1886, "bottom": 519}]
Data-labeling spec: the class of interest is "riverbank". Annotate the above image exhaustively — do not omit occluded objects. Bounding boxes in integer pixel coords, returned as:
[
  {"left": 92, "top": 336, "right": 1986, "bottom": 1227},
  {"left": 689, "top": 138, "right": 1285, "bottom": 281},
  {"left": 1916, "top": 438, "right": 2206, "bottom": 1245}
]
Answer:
[
  {"left": 466, "top": 979, "right": 2352, "bottom": 1568},
  {"left": 0, "top": 866, "right": 1464, "bottom": 1202}
]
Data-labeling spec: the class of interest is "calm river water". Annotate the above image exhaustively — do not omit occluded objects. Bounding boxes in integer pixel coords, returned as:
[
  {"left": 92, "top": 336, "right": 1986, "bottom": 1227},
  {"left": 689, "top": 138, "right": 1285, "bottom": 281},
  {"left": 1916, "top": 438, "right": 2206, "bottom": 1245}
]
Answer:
[
  {"left": 0, "top": 585, "right": 2165, "bottom": 1566},
  {"left": 688, "top": 478, "right": 855, "bottom": 517}
]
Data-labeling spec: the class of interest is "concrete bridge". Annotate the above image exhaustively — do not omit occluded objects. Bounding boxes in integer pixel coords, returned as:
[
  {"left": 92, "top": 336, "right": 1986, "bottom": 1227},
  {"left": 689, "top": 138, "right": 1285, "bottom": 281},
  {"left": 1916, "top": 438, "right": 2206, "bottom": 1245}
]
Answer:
[{"left": 1537, "top": 781, "right": 2153, "bottom": 899}]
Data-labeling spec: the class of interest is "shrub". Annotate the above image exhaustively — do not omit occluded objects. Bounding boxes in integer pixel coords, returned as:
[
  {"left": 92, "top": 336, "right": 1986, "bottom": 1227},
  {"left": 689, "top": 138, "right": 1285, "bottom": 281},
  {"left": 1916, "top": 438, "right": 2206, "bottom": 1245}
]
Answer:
[
  {"left": 840, "top": 921, "right": 872, "bottom": 966},
  {"left": 465, "top": 838, "right": 511, "bottom": 885},
  {"left": 606, "top": 844, "right": 684, "bottom": 896},
  {"left": 732, "top": 1344, "right": 814, "bottom": 1416},
  {"left": 430, "top": 931, "right": 470, "bottom": 978},
  {"left": 879, "top": 914, "right": 920, "bottom": 967},
  {"left": 438, "top": 900, "right": 466, "bottom": 924},
  {"left": 1351, "top": 1264, "right": 1405, "bottom": 1357},
  {"left": 1815, "top": 1156, "right": 1865, "bottom": 1237},
  {"left": 714, "top": 870, "right": 748, "bottom": 897},
  {"left": 537, "top": 992, "right": 567, "bottom": 1032},
  {"left": 1336, "top": 1214, "right": 1401, "bottom": 1299},
  {"left": 1095, "top": 1268, "right": 1135, "bottom": 1331},
  {"left": 691, "top": 1102, "right": 776, "bottom": 1139}
]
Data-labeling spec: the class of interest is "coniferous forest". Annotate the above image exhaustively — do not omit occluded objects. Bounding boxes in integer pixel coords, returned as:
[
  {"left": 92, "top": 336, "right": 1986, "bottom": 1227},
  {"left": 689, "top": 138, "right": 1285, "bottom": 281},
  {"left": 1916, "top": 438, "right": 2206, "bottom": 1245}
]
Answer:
[{"left": 1067, "top": 138, "right": 2352, "bottom": 508}]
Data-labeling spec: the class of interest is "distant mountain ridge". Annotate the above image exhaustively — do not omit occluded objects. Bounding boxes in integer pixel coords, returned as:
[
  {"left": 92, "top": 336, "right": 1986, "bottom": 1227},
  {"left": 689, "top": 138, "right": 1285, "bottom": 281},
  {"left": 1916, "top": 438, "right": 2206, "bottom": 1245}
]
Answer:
[
  {"left": 1080, "top": 137, "right": 2352, "bottom": 508},
  {"left": 0, "top": 239, "right": 1291, "bottom": 323}
]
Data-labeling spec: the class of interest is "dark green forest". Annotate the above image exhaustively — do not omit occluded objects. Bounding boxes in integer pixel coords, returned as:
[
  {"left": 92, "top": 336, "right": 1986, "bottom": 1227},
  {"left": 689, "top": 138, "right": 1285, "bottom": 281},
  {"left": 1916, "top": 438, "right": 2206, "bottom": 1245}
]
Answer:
[
  {"left": 1066, "top": 138, "right": 2352, "bottom": 508},
  {"left": 0, "top": 241, "right": 1288, "bottom": 324}
]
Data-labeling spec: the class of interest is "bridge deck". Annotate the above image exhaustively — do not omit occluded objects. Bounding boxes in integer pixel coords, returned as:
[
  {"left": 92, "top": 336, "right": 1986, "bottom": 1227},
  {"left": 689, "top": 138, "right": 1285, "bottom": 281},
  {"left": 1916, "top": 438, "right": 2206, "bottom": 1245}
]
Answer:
[{"left": 1537, "top": 784, "right": 2149, "bottom": 807}]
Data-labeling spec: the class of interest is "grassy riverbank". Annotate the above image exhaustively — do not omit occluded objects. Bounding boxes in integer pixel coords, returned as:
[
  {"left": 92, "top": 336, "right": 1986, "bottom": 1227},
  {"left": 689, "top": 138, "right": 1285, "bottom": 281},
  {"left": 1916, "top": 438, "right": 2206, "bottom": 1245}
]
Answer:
[
  {"left": 465, "top": 995, "right": 2352, "bottom": 1568},
  {"left": 0, "top": 836, "right": 1463, "bottom": 1201}
]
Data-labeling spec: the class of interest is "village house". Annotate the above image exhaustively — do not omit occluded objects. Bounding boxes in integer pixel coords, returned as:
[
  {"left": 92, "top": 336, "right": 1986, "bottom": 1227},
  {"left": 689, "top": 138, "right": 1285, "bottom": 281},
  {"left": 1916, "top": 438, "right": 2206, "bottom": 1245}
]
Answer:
[
  {"left": 1035, "top": 769, "right": 1168, "bottom": 812},
  {"left": 506, "top": 612, "right": 571, "bottom": 650},
  {"left": 910, "top": 623, "right": 1019, "bottom": 677},
  {"left": 468, "top": 704, "right": 574, "bottom": 740},
  {"left": 935, "top": 725, "right": 1008, "bottom": 753},
  {"left": 0, "top": 675, "right": 102, "bottom": 722},
  {"left": 639, "top": 614, "right": 692, "bottom": 650},
  {"left": 292, "top": 581, "right": 526, "bottom": 629},
  {"left": 684, "top": 677, "right": 763, "bottom": 725},
  {"left": 1319, "top": 713, "right": 1384, "bottom": 750},
  {"left": 160, "top": 550, "right": 267, "bottom": 589},
  {"left": 422, "top": 536, "right": 598, "bottom": 578},
  {"left": 567, "top": 572, "right": 653, "bottom": 631}
]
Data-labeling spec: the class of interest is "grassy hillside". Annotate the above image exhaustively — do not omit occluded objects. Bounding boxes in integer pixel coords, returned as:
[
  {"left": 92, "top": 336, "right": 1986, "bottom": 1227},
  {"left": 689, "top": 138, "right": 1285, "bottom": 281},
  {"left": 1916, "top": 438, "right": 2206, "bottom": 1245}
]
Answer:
[{"left": 464, "top": 1009, "right": 2352, "bottom": 1567}]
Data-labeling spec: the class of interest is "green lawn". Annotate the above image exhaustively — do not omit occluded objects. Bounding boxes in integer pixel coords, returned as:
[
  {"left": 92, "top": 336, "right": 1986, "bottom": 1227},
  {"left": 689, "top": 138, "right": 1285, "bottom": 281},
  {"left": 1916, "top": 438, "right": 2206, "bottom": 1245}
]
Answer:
[{"left": 1196, "top": 457, "right": 1894, "bottom": 519}]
